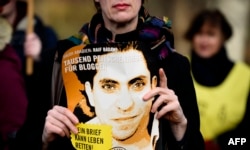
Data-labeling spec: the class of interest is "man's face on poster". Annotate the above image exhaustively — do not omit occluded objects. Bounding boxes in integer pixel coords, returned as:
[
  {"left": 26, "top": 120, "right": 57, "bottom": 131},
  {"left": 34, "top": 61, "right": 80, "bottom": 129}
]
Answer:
[{"left": 85, "top": 49, "right": 157, "bottom": 140}]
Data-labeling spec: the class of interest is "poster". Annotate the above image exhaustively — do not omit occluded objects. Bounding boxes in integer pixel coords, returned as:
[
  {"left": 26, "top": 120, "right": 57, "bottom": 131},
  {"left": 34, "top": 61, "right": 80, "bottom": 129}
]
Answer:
[{"left": 62, "top": 42, "right": 160, "bottom": 150}]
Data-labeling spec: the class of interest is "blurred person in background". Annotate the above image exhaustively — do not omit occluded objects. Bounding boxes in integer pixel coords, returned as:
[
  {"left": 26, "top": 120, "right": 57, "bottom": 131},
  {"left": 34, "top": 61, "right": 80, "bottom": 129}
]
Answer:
[
  {"left": 185, "top": 9, "right": 250, "bottom": 150},
  {"left": 0, "top": 0, "right": 27, "bottom": 149},
  {"left": 0, "top": 0, "right": 58, "bottom": 149}
]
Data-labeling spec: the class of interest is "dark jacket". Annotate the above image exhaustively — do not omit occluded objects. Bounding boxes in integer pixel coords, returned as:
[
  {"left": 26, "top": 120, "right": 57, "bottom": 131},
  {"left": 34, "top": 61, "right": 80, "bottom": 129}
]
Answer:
[
  {"left": 43, "top": 7, "right": 204, "bottom": 150},
  {"left": 0, "top": 45, "right": 28, "bottom": 150}
]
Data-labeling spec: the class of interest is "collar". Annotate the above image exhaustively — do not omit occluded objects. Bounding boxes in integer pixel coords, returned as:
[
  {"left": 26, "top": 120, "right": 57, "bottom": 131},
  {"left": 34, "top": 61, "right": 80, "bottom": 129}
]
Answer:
[
  {"left": 191, "top": 46, "right": 234, "bottom": 86},
  {"left": 84, "top": 6, "right": 150, "bottom": 43},
  {"left": 74, "top": 6, "right": 174, "bottom": 60},
  {"left": 80, "top": 6, "right": 172, "bottom": 43},
  {"left": 89, "top": 19, "right": 140, "bottom": 43}
]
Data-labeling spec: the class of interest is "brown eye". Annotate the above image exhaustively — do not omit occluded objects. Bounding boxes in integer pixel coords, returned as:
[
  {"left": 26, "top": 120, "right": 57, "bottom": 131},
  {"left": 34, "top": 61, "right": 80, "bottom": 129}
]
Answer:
[
  {"left": 101, "top": 83, "right": 117, "bottom": 93},
  {"left": 99, "top": 79, "right": 119, "bottom": 93},
  {"left": 131, "top": 80, "right": 145, "bottom": 91}
]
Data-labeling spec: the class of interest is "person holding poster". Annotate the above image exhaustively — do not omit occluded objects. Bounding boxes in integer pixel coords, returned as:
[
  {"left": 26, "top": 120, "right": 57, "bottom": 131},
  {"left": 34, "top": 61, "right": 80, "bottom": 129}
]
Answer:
[{"left": 41, "top": 0, "right": 204, "bottom": 150}]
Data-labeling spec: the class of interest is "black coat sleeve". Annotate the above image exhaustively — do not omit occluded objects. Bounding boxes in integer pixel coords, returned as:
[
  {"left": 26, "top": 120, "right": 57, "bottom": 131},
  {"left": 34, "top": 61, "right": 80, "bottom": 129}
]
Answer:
[{"left": 162, "top": 52, "right": 204, "bottom": 150}]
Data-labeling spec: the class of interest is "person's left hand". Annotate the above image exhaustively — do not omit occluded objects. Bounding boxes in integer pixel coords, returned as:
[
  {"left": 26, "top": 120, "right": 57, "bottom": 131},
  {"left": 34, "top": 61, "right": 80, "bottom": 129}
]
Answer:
[
  {"left": 143, "top": 68, "right": 187, "bottom": 140},
  {"left": 24, "top": 32, "right": 42, "bottom": 60}
]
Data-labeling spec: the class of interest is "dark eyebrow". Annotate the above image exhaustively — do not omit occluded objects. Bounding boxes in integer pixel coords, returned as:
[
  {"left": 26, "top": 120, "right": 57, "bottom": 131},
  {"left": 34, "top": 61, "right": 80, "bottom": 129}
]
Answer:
[
  {"left": 128, "top": 76, "right": 147, "bottom": 85},
  {"left": 99, "top": 79, "right": 118, "bottom": 84}
]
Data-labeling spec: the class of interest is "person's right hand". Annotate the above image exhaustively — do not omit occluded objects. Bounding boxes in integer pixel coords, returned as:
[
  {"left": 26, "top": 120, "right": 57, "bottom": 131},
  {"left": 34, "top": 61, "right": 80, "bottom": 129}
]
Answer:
[
  {"left": 42, "top": 105, "right": 79, "bottom": 145},
  {"left": 24, "top": 32, "right": 42, "bottom": 60}
]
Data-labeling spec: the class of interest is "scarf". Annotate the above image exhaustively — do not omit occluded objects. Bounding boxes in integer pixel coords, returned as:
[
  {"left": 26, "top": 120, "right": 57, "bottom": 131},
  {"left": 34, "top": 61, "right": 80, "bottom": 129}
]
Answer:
[{"left": 69, "top": 6, "right": 175, "bottom": 60}]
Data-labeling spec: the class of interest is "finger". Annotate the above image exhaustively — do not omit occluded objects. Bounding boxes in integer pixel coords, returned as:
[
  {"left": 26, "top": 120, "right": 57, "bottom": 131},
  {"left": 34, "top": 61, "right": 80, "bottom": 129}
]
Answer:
[
  {"left": 46, "top": 115, "right": 71, "bottom": 137},
  {"left": 150, "top": 94, "right": 170, "bottom": 113},
  {"left": 50, "top": 110, "right": 78, "bottom": 134},
  {"left": 51, "top": 106, "right": 79, "bottom": 134},
  {"left": 143, "top": 87, "right": 173, "bottom": 101},
  {"left": 54, "top": 106, "right": 79, "bottom": 124},
  {"left": 159, "top": 68, "right": 168, "bottom": 88},
  {"left": 156, "top": 101, "right": 179, "bottom": 119},
  {"left": 44, "top": 120, "right": 67, "bottom": 138},
  {"left": 43, "top": 122, "right": 58, "bottom": 143}
]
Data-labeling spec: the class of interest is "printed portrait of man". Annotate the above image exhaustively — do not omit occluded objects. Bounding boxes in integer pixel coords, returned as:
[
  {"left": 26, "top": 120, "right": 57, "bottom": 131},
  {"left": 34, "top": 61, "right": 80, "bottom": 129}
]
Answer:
[{"left": 73, "top": 43, "right": 161, "bottom": 150}]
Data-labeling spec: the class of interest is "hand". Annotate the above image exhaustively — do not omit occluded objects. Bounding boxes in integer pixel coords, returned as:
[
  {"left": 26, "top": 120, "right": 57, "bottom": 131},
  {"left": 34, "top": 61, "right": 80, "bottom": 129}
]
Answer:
[
  {"left": 143, "top": 68, "right": 187, "bottom": 140},
  {"left": 24, "top": 32, "right": 42, "bottom": 60},
  {"left": 42, "top": 106, "right": 79, "bottom": 145}
]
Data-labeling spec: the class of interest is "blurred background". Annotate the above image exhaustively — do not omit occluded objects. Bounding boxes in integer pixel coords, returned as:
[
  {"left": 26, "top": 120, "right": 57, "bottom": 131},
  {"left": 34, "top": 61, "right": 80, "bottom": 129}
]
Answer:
[{"left": 30, "top": 0, "right": 250, "bottom": 64}]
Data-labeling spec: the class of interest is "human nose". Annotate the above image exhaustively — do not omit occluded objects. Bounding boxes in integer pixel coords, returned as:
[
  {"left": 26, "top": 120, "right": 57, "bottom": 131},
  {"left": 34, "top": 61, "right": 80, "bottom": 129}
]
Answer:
[
  {"left": 200, "top": 35, "right": 209, "bottom": 43},
  {"left": 115, "top": 88, "right": 134, "bottom": 111}
]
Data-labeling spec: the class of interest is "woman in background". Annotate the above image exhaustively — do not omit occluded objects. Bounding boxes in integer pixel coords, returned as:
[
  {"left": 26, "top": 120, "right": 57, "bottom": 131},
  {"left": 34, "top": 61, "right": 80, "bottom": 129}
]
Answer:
[{"left": 185, "top": 9, "right": 250, "bottom": 150}]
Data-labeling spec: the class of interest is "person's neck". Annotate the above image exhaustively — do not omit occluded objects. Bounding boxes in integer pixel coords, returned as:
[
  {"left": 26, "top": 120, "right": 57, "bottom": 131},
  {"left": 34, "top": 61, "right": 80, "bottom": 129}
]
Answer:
[{"left": 103, "top": 17, "right": 138, "bottom": 40}]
